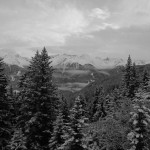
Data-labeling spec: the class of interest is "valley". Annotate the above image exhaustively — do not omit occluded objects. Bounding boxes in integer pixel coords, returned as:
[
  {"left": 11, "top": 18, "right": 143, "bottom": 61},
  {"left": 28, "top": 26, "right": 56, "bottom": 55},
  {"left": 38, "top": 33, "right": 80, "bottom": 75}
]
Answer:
[{"left": 1, "top": 50, "right": 150, "bottom": 95}]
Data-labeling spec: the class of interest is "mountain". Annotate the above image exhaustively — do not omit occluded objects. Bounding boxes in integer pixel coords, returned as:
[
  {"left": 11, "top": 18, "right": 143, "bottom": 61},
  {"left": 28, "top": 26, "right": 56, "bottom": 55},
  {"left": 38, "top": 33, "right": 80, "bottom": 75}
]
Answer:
[
  {"left": 0, "top": 49, "right": 150, "bottom": 93},
  {"left": 0, "top": 49, "right": 30, "bottom": 67},
  {"left": 0, "top": 49, "right": 149, "bottom": 69},
  {"left": 50, "top": 54, "right": 148, "bottom": 69}
]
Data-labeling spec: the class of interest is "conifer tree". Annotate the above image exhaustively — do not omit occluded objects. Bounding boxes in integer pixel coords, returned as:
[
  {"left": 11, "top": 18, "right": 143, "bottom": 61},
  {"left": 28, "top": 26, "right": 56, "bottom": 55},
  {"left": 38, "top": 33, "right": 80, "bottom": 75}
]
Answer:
[
  {"left": 90, "top": 87, "right": 100, "bottom": 121},
  {"left": 141, "top": 70, "right": 149, "bottom": 90},
  {"left": 79, "top": 95, "right": 89, "bottom": 119},
  {"left": 124, "top": 55, "right": 132, "bottom": 85},
  {"left": 9, "top": 128, "right": 26, "bottom": 150},
  {"left": 7, "top": 85, "right": 16, "bottom": 126},
  {"left": 49, "top": 111, "right": 65, "bottom": 150},
  {"left": 111, "top": 88, "right": 123, "bottom": 109},
  {"left": 131, "top": 63, "right": 139, "bottom": 92},
  {"left": 123, "top": 56, "right": 139, "bottom": 98},
  {"left": 123, "top": 55, "right": 133, "bottom": 98},
  {"left": 93, "top": 87, "right": 106, "bottom": 121},
  {"left": 103, "top": 89, "right": 122, "bottom": 118},
  {"left": 128, "top": 102, "right": 150, "bottom": 150},
  {"left": 104, "top": 94, "right": 115, "bottom": 117},
  {"left": 85, "top": 130, "right": 100, "bottom": 150},
  {"left": 0, "top": 58, "right": 11, "bottom": 150},
  {"left": 17, "top": 47, "right": 59, "bottom": 150},
  {"left": 49, "top": 95, "right": 70, "bottom": 150},
  {"left": 60, "top": 95, "right": 69, "bottom": 123},
  {"left": 61, "top": 96, "right": 88, "bottom": 150}
]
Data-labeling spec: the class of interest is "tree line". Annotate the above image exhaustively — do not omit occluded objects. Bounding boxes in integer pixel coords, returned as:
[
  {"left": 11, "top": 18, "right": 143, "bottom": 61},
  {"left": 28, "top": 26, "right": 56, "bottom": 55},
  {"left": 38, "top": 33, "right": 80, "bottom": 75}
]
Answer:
[{"left": 1, "top": 48, "right": 150, "bottom": 150}]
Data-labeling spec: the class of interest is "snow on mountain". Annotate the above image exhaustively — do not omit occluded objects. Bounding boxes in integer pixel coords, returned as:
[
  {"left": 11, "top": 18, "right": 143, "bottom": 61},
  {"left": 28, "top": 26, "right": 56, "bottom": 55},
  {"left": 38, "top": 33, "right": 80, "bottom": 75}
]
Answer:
[
  {"left": 0, "top": 49, "right": 149, "bottom": 69},
  {"left": 0, "top": 49, "right": 30, "bottom": 67},
  {"left": 51, "top": 54, "right": 149, "bottom": 69},
  {"left": 51, "top": 54, "right": 95, "bottom": 69}
]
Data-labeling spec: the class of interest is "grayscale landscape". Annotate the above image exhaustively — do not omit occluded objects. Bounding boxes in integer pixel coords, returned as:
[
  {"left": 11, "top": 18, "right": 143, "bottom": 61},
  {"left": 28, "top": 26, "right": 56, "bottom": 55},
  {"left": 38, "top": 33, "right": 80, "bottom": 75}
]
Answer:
[{"left": 0, "top": 0, "right": 150, "bottom": 150}]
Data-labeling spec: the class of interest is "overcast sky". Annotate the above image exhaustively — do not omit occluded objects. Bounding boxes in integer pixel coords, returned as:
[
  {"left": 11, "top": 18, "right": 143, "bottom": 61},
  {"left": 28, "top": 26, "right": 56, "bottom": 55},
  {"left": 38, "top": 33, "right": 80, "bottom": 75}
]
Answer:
[{"left": 0, "top": 0, "right": 150, "bottom": 59}]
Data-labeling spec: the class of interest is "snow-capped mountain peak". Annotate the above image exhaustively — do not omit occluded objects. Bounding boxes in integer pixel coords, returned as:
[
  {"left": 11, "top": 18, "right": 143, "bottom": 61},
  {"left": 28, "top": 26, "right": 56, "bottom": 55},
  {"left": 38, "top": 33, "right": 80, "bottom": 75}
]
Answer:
[
  {"left": 0, "top": 49, "right": 149, "bottom": 69},
  {"left": 0, "top": 49, "right": 30, "bottom": 67},
  {"left": 50, "top": 54, "right": 149, "bottom": 69}
]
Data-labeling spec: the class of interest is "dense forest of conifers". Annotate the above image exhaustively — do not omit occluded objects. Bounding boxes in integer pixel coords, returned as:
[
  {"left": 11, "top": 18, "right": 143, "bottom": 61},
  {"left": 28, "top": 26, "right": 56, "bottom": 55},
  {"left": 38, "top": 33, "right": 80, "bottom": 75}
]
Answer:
[{"left": 1, "top": 47, "right": 150, "bottom": 150}]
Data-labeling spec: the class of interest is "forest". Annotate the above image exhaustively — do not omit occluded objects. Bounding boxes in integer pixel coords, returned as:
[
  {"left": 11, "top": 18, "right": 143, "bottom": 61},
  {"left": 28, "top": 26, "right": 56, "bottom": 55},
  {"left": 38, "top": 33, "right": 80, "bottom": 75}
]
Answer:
[{"left": 1, "top": 47, "right": 150, "bottom": 150}]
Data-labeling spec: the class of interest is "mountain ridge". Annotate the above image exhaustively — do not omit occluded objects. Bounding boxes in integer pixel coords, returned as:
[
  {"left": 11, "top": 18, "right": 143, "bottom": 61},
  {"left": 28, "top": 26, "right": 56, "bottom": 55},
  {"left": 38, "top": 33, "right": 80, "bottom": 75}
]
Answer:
[
  {"left": 0, "top": 49, "right": 149, "bottom": 69},
  {"left": 0, "top": 49, "right": 30, "bottom": 67}
]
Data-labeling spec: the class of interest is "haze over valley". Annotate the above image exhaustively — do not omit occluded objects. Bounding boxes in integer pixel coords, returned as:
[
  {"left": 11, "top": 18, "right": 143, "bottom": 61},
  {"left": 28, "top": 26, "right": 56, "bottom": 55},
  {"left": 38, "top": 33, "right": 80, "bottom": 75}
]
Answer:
[{"left": 1, "top": 1, "right": 150, "bottom": 150}]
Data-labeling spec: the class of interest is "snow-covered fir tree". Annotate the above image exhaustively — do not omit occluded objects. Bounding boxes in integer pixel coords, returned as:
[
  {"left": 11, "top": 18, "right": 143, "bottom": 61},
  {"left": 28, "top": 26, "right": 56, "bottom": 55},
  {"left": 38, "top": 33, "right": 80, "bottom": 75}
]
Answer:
[
  {"left": 9, "top": 128, "right": 26, "bottom": 150},
  {"left": 49, "top": 111, "right": 65, "bottom": 150},
  {"left": 123, "top": 55, "right": 132, "bottom": 89},
  {"left": 128, "top": 101, "right": 150, "bottom": 150},
  {"left": 60, "top": 95, "right": 69, "bottom": 123},
  {"left": 0, "top": 58, "right": 11, "bottom": 150},
  {"left": 7, "top": 85, "right": 16, "bottom": 126},
  {"left": 141, "top": 70, "right": 149, "bottom": 91},
  {"left": 104, "top": 94, "right": 115, "bottom": 118},
  {"left": 60, "top": 96, "right": 88, "bottom": 150},
  {"left": 84, "top": 130, "right": 100, "bottom": 150},
  {"left": 93, "top": 87, "right": 106, "bottom": 121},
  {"left": 104, "top": 88, "right": 125, "bottom": 118},
  {"left": 17, "top": 47, "right": 59, "bottom": 150},
  {"left": 90, "top": 87, "right": 101, "bottom": 122},
  {"left": 131, "top": 63, "right": 139, "bottom": 93}
]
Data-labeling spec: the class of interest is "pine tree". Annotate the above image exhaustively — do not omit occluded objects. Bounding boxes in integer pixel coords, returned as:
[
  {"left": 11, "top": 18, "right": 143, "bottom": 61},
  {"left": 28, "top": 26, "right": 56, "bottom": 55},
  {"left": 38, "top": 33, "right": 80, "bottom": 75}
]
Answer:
[
  {"left": 17, "top": 48, "right": 59, "bottom": 150},
  {"left": 141, "top": 70, "right": 149, "bottom": 91},
  {"left": 128, "top": 102, "right": 150, "bottom": 150},
  {"left": 127, "top": 89, "right": 150, "bottom": 150},
  {"left": 123, "top": 56, "right": 139, "bottom": 98},
  {"left": 103, "top": 89, "right": 122, "bottom": 119},
  {"left": 104, "top": 94, "right": 115, "bottom": 118},
  {"left": 84, "top": 130, "right": 100, "bottom": 150},
  {"left": 78, "top": 95, "right": 89, "bottom": 119},
  {"left": 93, "top": 87, "right": 106, "bottom": 121},
  {"left": 61, "top": 96, "right": 88, "bottom": 150},
  {"left": 90, "top": 87, "right": 100, "bottom": 122},
  {"left": 111, "top": 88, "right": 123, "bottom": 109},
  {"left": 60, "top": 95, "right": 69, "bottom": 123},
  {"left": 123, "top": 55, "right": 133, "bottom": 98},
  {"left": 49, "top": 111, "right": 65, "bottom": 150},
  {"left": 9, "top": 128, "right": 27, "bottom": 150},
  {"left": 7, "top": 85, "right": 16, "bottom": 126},
  {"left": 0, "top": 58, "right": 11, "bottom": 150},
  {"left": 124, "top": 55, "right": 132, "bottom": 86},
  {"left": 131, "top": 63, "right": 139, "bottom": 92}
]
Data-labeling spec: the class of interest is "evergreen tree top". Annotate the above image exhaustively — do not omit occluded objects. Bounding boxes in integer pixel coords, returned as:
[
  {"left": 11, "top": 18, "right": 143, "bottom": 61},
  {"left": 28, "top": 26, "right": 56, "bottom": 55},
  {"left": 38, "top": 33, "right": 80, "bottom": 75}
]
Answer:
[
  {"left": 17, "top": 47, "right": 59, "bottom": 150},
  {"left": 126, "top": 55, "right": 132, "bottom": 66}
]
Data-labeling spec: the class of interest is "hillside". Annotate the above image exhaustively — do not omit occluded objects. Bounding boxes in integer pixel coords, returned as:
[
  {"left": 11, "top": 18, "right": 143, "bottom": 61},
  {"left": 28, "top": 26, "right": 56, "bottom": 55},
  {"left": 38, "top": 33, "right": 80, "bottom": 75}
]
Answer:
[{"left": 1, "top": 49, "right": 150, "bottom": 96}]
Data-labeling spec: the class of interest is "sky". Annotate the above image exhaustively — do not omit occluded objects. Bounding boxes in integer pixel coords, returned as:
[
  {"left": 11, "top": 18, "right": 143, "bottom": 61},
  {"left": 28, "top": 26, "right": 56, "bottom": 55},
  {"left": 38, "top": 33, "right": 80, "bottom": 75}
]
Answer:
[{"left": 0, "top": 0, "right": 150, "bottom": 59}]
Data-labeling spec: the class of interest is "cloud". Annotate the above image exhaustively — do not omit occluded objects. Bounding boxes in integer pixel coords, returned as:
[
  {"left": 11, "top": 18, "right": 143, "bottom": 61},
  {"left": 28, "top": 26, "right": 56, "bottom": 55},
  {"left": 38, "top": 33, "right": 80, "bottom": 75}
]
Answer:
[
  {"left": 48, "top": 6, "right": 88, "bottom": 35},
  {"left": 0, "top": 0, "right": 119, "bottom": 48},
  {"left": 0, "top": 1, "right": 90, "bottom": 47},
  {"left": 0, "top": 0, "right": 150, "bottom": 60},
  {"left": 90, "top": 8, "right": 110, "bottom": 20},
  {"left": 110, "top": 0, "right": 150, "bottom": 28}
]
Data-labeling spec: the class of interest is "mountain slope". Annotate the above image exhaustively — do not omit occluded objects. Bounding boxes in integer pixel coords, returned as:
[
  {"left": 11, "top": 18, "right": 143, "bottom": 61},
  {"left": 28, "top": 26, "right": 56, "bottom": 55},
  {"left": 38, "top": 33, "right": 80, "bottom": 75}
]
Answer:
[
  {"left": 0, "top": 49, "right": 30, "bottom": 67},
  {"left": 0, "top": 49, "right": 149, "bottom": 69},
  {"left": 50, "top": 54, "right": 148, "bottom": 69}
]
